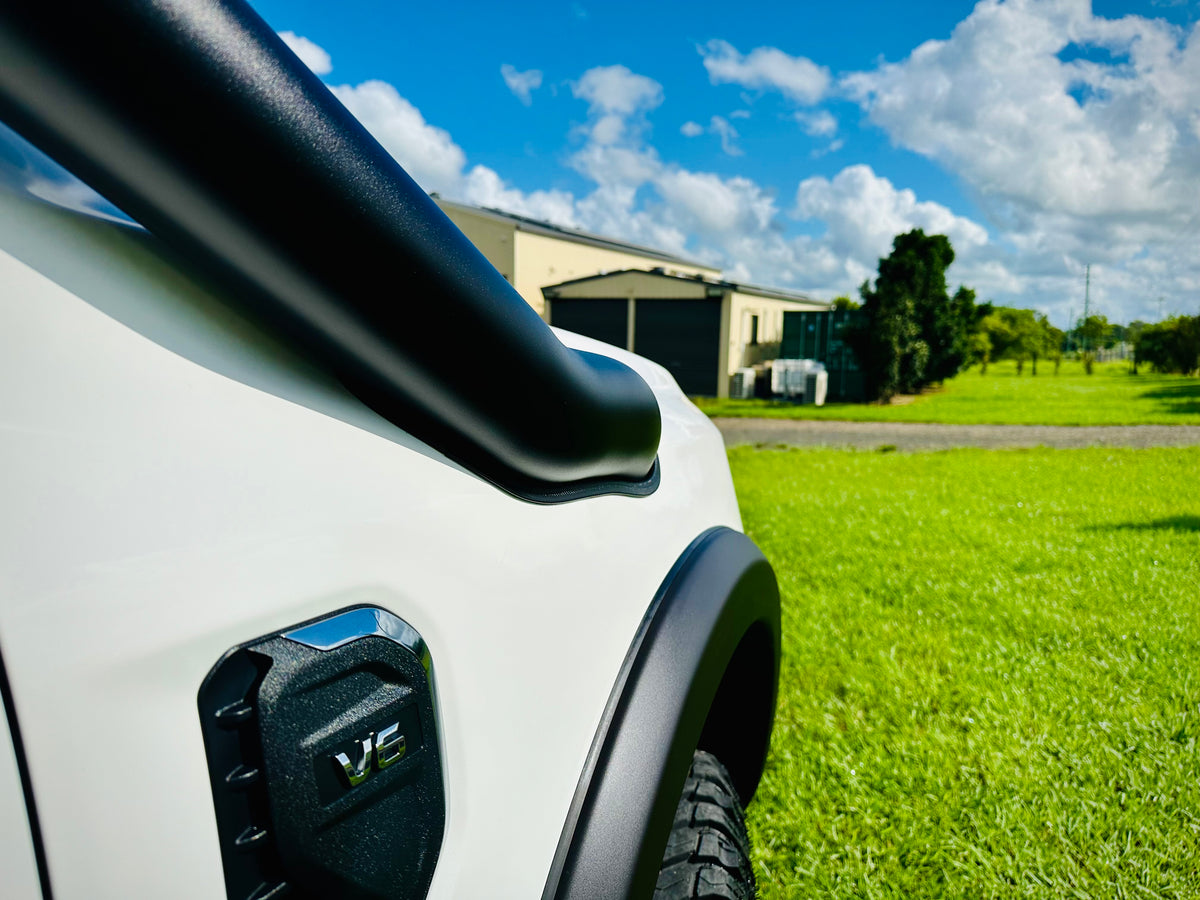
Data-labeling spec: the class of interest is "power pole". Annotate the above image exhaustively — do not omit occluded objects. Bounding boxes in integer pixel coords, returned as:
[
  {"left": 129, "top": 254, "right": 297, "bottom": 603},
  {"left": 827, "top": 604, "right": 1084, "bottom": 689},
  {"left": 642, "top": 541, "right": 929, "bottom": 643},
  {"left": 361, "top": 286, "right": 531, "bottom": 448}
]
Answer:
[{"left": 1082, "top": 265, "right": 1091, "bottom": 352}]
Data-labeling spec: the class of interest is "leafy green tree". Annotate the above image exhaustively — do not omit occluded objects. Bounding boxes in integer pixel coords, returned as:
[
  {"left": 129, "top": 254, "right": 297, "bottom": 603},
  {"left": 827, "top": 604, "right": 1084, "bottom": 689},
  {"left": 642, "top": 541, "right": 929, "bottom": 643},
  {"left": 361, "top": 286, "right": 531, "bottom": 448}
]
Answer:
[
  {"left": 937, "top": 286, "right": 979, "bottom": 381},
  {"left": 969, "top": 330, "right": 993, "bottom": 374},
  {"left": 979, "top": 307, "right": 1033, "bottom": 374},
  {"left": 1026, "top": 314, "right": 1062, "bottom": 376},
  {"left": 1126, "top": 320, "right": 1147, "bottom": 374},
  {"left": 1008, "top": 309, "right": 1042, "bottom": 375},
  {"left": 973, "top": 307, "right": 1060, "bottom": 375},
  {"left": 846, "top": 276, "right": 918, "bottom": 401},
  {"left": 1044, "top": 322, "right": 1065, "bottom": 374},
  {"left": 847, "top": 229, "right": 972, "bottom": 400},
  {"left": 1135, "top": 316, "right": 1200, "bottom": 374},
  {"left": 832, "top": 295, "right": 861, "bottom": 311},
  {"left": 979, "top": 310, "right": 1016, "bottom": 369},
  {"left": 1078, "top": 314, "right": 1113, "bottom": 374}
]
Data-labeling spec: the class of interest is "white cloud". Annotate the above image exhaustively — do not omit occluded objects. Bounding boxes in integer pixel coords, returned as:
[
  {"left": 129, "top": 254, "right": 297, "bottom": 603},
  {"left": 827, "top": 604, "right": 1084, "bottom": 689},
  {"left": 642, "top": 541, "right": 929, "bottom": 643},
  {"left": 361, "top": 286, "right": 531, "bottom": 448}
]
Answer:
[
  {"left": 328, "top": 65, "right": 989, "bottom": 304},
  {"left": 841, "top": 3, "right": 1200, "bottom": 219},
  {"left": 700, "top": 39, "right": 830, "bottom": 104},
  {"left": 326, "top": 34, "right": 1200, "bottom": 322},
  {"left": 838, "top": 0, "right": 1200, "bottom": 322},
  {"left": 589, "top": 114, "right": 626, "bottom": 146},
  {"left": 572, "top": 65, "right": 663, "bottom": 116},
  {"left": 811, "top": 138, "right": 845, "bottom": 159},
  {"left": 276, "top": 31, "right": 980, "bottom": 306},
  {"left": 570, "top": 143, "right": 662, "bottom": 187},
  {"left": 570, "top": 65, "right": 664, "bottom": 148},
  {"left": 330, "top": 80, "right": 466, "bottom": 194},
  {"left": 709, "top": 115, "right": 743, "bottom": 156},
  {"left": 795, "top": 110, "right": 838, "bottom": 137},
  {"left": 655, "top": 169, "right": 776, "bottom": 237},
  {"left": 327, "top": 78, "right": 579, "bottom": 229},
  {"left": 500, "top": 64, "right": 543, "bottom": 105},
  {"left": 278, "top": 31, "right": 332, "bottom": 75},
  {"left": 461, "top": 166, "right": 578, "bottom": 227},
  {"left": 680, "top": 115, "right": 746, "bottom": 155},
  {"left": 276, "top": 11, "right": 1200, "bottom": 323},
  {"left": 795, "top": 164, "right": 988, "bottom": 265}
]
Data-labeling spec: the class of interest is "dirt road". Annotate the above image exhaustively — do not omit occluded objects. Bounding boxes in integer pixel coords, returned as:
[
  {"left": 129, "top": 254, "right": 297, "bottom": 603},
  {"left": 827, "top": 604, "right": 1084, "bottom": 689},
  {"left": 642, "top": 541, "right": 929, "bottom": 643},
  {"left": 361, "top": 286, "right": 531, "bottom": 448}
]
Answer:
[{"left": 712, "top": 418, "right": 1200, "bottom": 451}]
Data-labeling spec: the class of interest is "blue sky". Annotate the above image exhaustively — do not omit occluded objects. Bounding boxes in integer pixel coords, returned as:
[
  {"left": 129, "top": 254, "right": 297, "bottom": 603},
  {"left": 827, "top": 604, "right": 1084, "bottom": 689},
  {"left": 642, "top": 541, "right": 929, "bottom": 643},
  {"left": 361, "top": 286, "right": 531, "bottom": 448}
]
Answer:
[{"left": 251, "top": 0, "right": 1200, "bottom": 325}]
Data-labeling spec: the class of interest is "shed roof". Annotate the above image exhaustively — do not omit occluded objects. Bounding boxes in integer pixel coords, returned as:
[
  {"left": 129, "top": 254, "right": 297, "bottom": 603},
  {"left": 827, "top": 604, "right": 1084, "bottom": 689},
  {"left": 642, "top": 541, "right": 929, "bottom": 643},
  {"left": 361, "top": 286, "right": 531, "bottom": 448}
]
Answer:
[
  {"left": 541, "top": 267, "right": 828, "bottom": 306},
  {"left": 432, "top": 197, "right": 720, "bottom": 272}
]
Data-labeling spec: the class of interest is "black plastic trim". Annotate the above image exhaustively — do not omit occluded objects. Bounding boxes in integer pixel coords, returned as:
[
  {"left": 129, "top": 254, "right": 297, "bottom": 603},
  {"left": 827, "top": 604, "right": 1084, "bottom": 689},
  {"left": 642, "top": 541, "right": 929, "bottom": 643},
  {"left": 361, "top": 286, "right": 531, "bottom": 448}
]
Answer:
[
  {"left": 0, "top": 0, "right": 661, "bottom": 502},
  {"left": 198, "top": 605, "right": 444, "bottom": 900},
  {"left": 0, "top": 644, "right": 53, "bottom": 899},
  {"left": 542, "top": 527, "right": 781, "bottom": 900}
]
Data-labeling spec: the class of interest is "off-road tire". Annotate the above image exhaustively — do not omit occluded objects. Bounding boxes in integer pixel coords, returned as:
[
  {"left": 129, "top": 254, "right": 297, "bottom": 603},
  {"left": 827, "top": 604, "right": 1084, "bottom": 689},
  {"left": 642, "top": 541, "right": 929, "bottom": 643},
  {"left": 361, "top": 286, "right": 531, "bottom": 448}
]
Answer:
[{"left": 653, "top": 750, "right": 757, "bottom": 899}]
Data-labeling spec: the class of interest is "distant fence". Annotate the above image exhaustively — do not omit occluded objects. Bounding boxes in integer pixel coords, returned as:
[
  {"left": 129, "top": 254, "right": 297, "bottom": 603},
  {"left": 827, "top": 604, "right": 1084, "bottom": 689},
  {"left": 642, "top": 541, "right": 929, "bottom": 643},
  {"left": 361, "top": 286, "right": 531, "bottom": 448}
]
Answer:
[{"left": 1077, "top": 342, "right": 1132, "bottom": 362}]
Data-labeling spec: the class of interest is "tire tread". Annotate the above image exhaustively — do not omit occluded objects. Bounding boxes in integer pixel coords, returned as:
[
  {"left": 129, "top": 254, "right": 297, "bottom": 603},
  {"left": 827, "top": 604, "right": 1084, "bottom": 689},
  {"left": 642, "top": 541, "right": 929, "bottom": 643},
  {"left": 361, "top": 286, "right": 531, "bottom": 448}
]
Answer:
[{"left": 653, "top": 750, "right": 756, "bottom": 900}]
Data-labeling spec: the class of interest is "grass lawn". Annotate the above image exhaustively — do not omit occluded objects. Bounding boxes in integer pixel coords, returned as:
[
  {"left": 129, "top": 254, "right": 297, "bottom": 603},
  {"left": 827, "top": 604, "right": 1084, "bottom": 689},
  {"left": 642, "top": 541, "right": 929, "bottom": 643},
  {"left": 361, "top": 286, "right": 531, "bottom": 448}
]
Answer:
[
  {"left": 733, "top": 446, "right": 1200, "bottom": 898},
  {"left": 697, "top": 360, "right": 1200, "bottom": 426}
]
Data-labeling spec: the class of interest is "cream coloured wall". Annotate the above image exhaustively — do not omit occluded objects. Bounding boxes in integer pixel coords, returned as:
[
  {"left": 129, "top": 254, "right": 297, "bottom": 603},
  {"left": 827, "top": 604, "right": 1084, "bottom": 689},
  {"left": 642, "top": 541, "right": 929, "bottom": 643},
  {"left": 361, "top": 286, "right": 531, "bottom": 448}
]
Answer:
[
  {"left": 727, "top": 291, "right": 827, "bottom": 376},
  {"left": 436, "top": 201, "right": 720, "bottom": 318},
  {"left": 515, "top": 230, "right": 717, "bottom": 318}
]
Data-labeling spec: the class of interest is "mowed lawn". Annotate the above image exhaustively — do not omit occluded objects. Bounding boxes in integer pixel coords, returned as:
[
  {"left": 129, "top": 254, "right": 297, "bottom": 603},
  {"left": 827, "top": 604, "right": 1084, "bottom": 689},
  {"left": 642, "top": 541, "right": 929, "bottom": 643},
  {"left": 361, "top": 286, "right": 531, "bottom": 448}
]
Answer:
[
  {"left": 697, "top": 360, "right": 1200, "bottom": 426},
  {"left": 732, "top": 446, "right": 1200, "bottom": 898}
]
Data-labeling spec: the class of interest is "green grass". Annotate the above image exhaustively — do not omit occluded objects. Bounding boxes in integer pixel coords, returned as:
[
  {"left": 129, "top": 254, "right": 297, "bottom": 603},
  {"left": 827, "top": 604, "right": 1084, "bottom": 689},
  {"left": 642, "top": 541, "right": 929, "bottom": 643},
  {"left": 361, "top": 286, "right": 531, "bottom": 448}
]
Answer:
[
  {"left": 697, "top": 360, "right": 1200, "bottom": 425},
  {"left": 733, "top": 446, "right": 1200, "bottom": 898}
]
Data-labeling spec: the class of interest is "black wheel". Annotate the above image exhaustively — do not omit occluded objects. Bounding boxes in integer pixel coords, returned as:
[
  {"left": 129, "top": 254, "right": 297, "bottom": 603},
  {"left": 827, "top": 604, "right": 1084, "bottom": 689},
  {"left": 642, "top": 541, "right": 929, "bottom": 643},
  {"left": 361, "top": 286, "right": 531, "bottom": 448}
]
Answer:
[{"left": 654, "top": 750, "right": 757, "bottom": 900}]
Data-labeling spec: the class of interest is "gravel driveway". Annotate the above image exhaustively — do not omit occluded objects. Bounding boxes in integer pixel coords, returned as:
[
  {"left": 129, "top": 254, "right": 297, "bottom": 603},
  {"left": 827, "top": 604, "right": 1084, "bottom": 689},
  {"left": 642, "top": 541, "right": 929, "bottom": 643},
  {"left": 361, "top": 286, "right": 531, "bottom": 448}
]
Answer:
[{"left": 712, "top": 418, "right": 1200, "bottom": 451}]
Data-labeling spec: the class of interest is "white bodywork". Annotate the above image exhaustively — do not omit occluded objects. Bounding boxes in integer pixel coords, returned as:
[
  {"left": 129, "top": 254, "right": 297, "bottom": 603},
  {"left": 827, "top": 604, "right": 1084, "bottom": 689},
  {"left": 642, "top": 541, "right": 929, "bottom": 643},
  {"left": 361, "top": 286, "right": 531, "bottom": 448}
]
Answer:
[{"left": 0, "top": 170, "right": 741, "bottom": 898}]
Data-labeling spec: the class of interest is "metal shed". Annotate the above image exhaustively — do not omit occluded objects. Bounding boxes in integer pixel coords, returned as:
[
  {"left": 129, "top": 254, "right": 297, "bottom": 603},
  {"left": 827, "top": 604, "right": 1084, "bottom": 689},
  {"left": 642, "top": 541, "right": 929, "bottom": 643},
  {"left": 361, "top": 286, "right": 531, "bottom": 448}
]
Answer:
[{"left": 543, "top": 269, "right": 828, "bottom": 397}]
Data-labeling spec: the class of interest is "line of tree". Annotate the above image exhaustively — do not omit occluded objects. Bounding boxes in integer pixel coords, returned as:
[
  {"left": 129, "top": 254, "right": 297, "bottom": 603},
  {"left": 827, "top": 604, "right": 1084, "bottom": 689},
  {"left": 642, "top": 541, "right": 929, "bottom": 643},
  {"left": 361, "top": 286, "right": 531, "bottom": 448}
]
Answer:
[
  {"left": 842, "top": 229, "right": 1199, "bottom": 396},
  {"left": 1135, "top": 315, "right": 1200, "bottom": 374},
  {"left": 974, "top": 307, "right": 1067, "bottom": 375},
  {"left": 844, "top": 229, "right": 981, "bottom": 401}
]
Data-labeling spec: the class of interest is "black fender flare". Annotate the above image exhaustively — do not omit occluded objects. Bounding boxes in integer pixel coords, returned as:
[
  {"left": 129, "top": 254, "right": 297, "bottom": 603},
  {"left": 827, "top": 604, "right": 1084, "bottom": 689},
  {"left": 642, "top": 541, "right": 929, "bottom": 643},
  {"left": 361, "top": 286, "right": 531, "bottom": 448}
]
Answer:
[{"left": 542, "top": 526, "right": 781, "bottom": 900}]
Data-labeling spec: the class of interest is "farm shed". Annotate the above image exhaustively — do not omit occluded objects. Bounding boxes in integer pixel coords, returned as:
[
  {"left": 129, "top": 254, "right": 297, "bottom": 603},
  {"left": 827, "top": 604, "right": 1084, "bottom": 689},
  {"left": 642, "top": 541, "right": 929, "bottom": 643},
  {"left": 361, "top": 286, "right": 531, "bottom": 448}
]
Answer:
[
  {"left": 433, "top": 197, "right": 719, "bottom": 319},
  {"left": 543, "top": 269, "right": 828, "bottom": 397}
]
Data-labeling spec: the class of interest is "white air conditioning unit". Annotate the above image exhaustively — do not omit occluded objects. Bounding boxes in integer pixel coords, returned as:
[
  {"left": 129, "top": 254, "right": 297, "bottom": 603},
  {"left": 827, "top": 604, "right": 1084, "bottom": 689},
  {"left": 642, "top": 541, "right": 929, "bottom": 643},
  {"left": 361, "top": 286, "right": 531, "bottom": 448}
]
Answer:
[
  {"left": 801, "top": 369, "right": 828, "bottom": 406},
  {"left": 731, "top": 368, "right": 756, "bottom": 399},
  {"left": 770, "top": 359, "right": 823, "bottom": 399}
]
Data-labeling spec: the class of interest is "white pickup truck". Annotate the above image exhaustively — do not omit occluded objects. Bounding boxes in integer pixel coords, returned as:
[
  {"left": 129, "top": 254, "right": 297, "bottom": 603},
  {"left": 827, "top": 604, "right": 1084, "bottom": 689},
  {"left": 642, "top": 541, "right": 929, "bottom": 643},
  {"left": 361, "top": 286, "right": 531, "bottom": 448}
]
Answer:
[{"left": 0, "top": 2, "right": 780, "bottom": 898}]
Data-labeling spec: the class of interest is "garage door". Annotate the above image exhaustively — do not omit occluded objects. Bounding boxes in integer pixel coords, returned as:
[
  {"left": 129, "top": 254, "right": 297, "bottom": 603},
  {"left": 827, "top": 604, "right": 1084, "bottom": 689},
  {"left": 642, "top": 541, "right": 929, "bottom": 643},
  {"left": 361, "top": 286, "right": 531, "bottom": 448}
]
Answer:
[
  {"left": 634, "top": 298, "right": 722, "bottom": 396},
  {"left": 548, "top": 298, "right": 628, "bottom": 349}
]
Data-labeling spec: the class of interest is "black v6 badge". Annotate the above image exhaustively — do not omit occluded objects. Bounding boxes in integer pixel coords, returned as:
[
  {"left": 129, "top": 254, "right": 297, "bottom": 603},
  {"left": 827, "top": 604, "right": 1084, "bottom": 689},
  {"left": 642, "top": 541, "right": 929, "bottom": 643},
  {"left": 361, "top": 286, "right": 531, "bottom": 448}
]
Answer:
[{"left": 198, "top": 607, "right": 445, "bottom": 900}]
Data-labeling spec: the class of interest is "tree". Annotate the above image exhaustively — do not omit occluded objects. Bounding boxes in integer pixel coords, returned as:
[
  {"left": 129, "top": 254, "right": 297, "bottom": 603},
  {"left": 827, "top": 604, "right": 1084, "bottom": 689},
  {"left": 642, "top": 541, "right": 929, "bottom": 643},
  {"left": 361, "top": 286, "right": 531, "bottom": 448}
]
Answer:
[
  {"left": 1078, "top": 314, "right": 1112, "bottom": 374},
  {"left": 973, "top": 307, "right": 1060, "bottom": 375},
  {"left": 846, "top": 276, "right": 918, "bottom": 402},
  {"left": 980, "top": 307, "right": 1031, "bottom": 373},
  {"left": 1135, "top": 316, "right": 1200, "bottom": 375},
  {"left": 1044, "top": 322, "right": 1065, "bottom": 374},
  {"left": 1026, "top": 314, "right": 1061, "bottom": 376},
  {"left": 1006, "top": 309, "right": 1041, "bottom": 375},
  {"left": 1126, "top": 320, "right": 1147, "bottom": 374},
  {"left": 936, "top": 286, "right": 979, "bottom": 382},
  {"left": 832, "top": 295, "right": 860, "bottom": 311},
  {"left": 969, "top": 330, "right": 993, "bottom": 374},
  {"left": 847, "top": 229, "right": 973, "bottom": 400},
  {"left": 979, "top": 310, "right": 1016, "bottom": 370}
]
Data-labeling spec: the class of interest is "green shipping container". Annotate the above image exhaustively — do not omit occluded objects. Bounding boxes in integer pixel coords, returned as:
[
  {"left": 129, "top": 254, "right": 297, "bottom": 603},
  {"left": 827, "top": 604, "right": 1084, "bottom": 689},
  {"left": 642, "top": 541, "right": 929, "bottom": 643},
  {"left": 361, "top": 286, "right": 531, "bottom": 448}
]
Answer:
[{"left": 780, "top": 310, "right": 867, "bottom": 403}]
